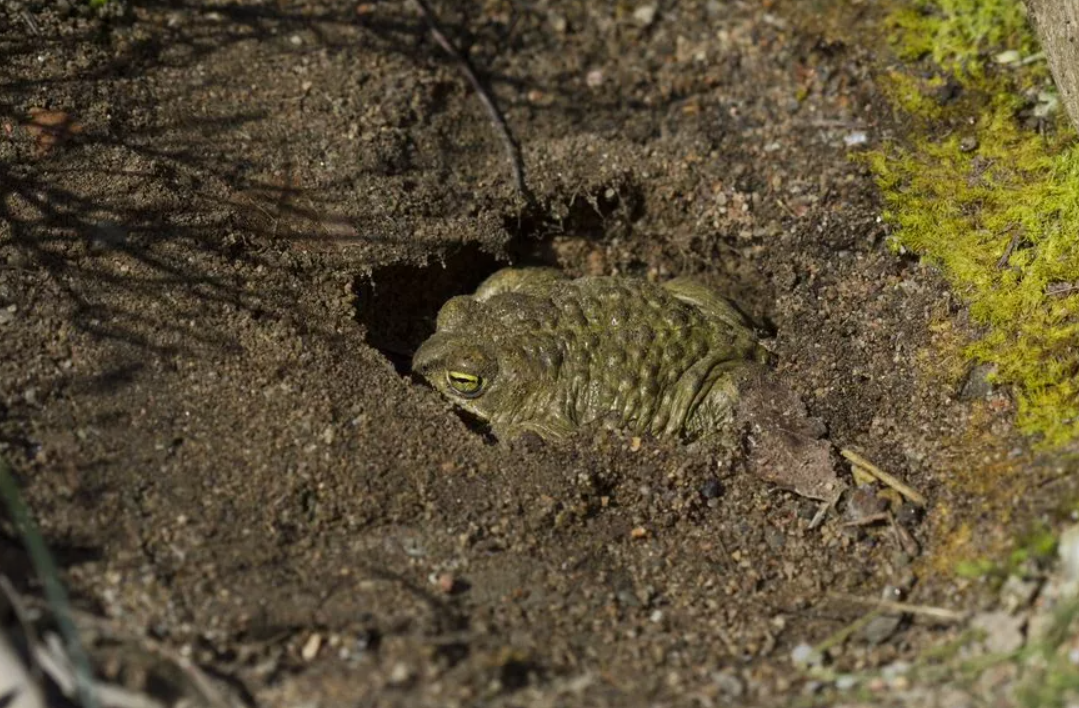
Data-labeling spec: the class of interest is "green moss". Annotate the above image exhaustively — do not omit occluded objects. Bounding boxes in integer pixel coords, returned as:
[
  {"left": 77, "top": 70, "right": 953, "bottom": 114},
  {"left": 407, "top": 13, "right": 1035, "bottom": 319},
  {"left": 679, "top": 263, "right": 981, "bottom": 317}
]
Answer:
[
  {"left": 889, "top": 0, "right": 1037, "bottom": 73},
  {"left": 952, "top": 522, "right": 1058, "bottom": 579},
  {"left": 869, "top": 0, "right": 1079, "bottom": 446}
]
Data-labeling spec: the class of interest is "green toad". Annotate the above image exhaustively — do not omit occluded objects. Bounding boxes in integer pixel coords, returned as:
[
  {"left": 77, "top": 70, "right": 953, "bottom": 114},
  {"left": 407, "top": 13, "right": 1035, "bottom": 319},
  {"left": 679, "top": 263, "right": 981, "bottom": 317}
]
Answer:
[{"left": 413, "top": 267, "right": 769, "bottom": 441}]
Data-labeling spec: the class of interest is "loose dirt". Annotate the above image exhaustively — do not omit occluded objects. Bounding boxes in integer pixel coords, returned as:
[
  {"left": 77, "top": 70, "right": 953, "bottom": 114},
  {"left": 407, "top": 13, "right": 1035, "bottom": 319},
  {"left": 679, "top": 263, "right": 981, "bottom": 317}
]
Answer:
[{"left": 2, "top": 1, "right": 1075, "bottom": 706}]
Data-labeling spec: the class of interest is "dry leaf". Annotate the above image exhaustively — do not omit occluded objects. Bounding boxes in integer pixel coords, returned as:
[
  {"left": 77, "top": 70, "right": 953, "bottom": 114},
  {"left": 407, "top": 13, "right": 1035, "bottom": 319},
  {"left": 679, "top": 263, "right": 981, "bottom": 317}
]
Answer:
[{"left": 735, "top": 368, "right": 845, "bottom": 501}]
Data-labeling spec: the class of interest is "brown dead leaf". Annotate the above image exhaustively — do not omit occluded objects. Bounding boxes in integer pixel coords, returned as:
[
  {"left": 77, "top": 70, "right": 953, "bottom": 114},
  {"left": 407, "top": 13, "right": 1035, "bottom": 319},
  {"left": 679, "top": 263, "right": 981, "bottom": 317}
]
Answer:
[
  {"left": 25, "top": 107, "right": 84, "bottom": 152},
  {"left": 735, "top": 367, "right": 845, "bottom": 502}
]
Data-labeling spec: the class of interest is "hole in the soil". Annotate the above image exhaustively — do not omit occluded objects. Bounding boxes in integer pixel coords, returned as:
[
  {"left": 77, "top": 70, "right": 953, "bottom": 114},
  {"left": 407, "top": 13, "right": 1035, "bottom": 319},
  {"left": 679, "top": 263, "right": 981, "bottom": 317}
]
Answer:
[
  {"left": 433, "top": 641, "right": 470, "bottom": 668},
  {"left": 353, "top": 244, "right": 507, "bottom": 372},
  {"left": 498, "top": 657, "right": 541, "bottom": 693},
  {"left": 355, "top": 182, "right": 645, "bottom": 376}
]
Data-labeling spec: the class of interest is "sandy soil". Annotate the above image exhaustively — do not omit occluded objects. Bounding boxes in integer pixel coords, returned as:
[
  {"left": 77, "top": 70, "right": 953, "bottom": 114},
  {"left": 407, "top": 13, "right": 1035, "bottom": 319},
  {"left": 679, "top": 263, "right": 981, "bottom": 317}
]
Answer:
[{"left": 2, "top": 1, "right": 1075, "bottom": 706}]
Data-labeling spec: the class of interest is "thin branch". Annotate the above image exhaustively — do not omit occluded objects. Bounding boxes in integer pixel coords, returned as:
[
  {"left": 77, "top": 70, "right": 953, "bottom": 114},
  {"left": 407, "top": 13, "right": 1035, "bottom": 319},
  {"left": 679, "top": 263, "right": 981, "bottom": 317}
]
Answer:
[
  {"left": 840, "top": 449, "right": 927, "bottom": 507},
  {"left": 827, "top": 593, "right": 969, "bottom": 623},
  {"left": 996, "top": 227, "right": 1022, "bottom": 269},
  {"left": 408, "top": 0, "right": 529, "bottom": 201}
]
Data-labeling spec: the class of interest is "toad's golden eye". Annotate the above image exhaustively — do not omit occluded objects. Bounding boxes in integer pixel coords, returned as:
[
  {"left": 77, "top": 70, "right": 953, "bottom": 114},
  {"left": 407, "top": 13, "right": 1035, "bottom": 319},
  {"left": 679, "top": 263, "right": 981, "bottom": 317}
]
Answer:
[{"left": 446, "top": 371, "right": 483, "bottom": 398}]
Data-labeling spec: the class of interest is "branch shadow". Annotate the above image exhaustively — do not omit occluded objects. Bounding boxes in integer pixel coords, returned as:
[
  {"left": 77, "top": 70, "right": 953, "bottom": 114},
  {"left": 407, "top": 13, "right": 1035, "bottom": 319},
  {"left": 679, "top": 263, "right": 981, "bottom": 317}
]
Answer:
[{"left": 0, "top": 0, "right": 713, "bottom": 410}]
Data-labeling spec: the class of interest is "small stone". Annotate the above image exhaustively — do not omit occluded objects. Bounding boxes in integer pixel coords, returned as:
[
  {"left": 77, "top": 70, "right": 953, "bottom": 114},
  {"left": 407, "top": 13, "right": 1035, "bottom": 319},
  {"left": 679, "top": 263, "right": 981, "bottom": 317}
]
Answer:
[
  {"left": 1033, "top": 91, "right": 1060, "bottom": 119},
  {"left": 586, "top": 69, "right": 604, "bottom": 88},
  {"left": 843, "top": 131, "right": 868, "bottom": 147},
  {"left": 959, "top": 364, "right": 996, "bottom": 400},
  {"left": 630, "top": 526, "right": 649, "bottom": 539},
  {"left": 1000, "top": 574, "right": 1041, "bottom": 613},
  {"left": 701, "top": 478, "right": 723, "bottom": 499},
  {"left": 435, "top": 572, "right": 457, "bottom": 594},
  {"left": 289, "top": 34, "right": 303, "bottom": 46},
  {"left": 972, "top": 611, "right": 1026, "bottom": 654},
  {"left": 861, "top": 613, "right": 903, "bottom": 645},
  {"left": 301, "top": 633, "right": 322, "bottom": 661},
  {"left": 835, "top": 674, "right": 858, "bottom": 691},
  {"left": 633, "top": 4, "right": 657, "bottom": 26},
  {"left": 790, "top": 642, "right": 822, "bottom": 668},
  {"left": 995, "top": 49, "right": 1021, "bottom": 64},
  {"left": 881, "top": 660, "right": 911, "bottom": 682},
  {"left": 388, "top": 662, "right": 412, "bottom": 686},
  {"left": 526, "top": 89, "right": 551, "bottom": 106},
  {"left": 896, "top": 501, "right": 923, "bottom": 527},
  {"left": 846, "top": 484, "right": 885, "bottom": 522},
  {"left": 710, "top": 669, "right": 744, "bottom": 698},
  {"left": 548, "top": 11, "right": 567, "bottom": 33}
]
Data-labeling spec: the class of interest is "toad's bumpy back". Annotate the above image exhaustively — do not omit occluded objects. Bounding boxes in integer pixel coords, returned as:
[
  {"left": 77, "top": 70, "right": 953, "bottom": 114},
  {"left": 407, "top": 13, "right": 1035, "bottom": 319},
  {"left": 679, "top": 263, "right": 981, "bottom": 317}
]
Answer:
[
  {"left": 413, "top": 268, "right": 767, "bottom": 442},
  {"left": 541, "top": 276, "right": 765, "bottom": 438}
]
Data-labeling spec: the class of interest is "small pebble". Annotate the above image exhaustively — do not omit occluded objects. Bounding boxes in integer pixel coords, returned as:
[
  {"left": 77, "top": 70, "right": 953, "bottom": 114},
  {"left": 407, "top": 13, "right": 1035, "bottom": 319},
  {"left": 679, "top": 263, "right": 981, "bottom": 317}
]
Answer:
[
  {"left": 861, "top": 613, "right": 903, "bottom": 645},
  {"left": 835, "top": 674, "right": 858, "bottom": 691},
  {"left": 633, "top": 4, "right": 657, "bottom": 26},
  {"left": 881, "top": 660, "right": 911, "bottom": 680},
  {"left": 897, "top": 501, "right": 923, "bottom": 527},
  {"left": 710, "top": 669, "right": 744, "bottom": 697},
  {"left": 388, "top": 662, "right": 412, "bottom": 686},
  {"left": 301, "top": 633, "right": 322, "bottom": 661},
  {"left": 995, "top": 49, "right": 1021, "bottom": 64},
  {"left": 1000, "top": 574, "right": 1040, "bottom": 613},
  {"left": 846, "top": 484, "right": 885, "bottom": 522},
  {"left": 843, "top": 131, "right": 868, "bottom": 147},
  {"left": 700, "top": 478, "right": 723, "bottom": 499},
  {"left": 790, "top": 642, "right": 822, "bottom": 667},
  {"left": 435, "top": 572, "right": 456, "bottom": 594}
]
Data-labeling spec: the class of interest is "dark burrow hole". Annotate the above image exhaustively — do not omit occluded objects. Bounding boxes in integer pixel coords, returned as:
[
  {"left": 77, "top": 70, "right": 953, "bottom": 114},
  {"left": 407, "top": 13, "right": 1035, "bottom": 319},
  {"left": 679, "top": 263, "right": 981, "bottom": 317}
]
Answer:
[
  {"left": 355, "top": 184, "right": 643, "bottom": 375},
  {"left": 353, "top": 243, "right": 508, "bottom": 374}
]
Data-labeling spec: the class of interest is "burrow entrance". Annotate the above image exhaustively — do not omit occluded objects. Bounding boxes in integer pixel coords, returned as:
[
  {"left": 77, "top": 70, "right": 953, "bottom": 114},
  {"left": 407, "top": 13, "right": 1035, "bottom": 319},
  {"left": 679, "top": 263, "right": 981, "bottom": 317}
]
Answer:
[{"left": 354, "top": 183, "right": 643, "bottom": 372}]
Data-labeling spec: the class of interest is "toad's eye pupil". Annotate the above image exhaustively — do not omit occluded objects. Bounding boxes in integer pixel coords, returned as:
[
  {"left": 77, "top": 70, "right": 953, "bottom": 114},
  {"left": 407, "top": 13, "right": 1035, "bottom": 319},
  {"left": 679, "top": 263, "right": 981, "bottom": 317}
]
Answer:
[{"left": 447, "top": 371, "right": 483, "bottom": 397}]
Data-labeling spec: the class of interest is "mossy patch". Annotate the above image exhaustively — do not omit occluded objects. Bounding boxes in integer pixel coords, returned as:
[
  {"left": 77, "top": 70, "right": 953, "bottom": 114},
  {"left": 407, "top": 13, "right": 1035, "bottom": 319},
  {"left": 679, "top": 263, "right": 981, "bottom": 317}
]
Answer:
[
  {"left": 888, "top": 0, "right": 1037, "bottom": 73},
  {"left": 868, "top": 0, "right": 1079, "bottom": 447}
]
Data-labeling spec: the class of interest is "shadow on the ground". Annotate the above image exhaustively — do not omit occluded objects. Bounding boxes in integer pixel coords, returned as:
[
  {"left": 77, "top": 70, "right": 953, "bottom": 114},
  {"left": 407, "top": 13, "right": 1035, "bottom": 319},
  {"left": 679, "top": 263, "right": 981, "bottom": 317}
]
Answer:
[{"left": 0, "top": 0, "right": 675, "bottom": 370}]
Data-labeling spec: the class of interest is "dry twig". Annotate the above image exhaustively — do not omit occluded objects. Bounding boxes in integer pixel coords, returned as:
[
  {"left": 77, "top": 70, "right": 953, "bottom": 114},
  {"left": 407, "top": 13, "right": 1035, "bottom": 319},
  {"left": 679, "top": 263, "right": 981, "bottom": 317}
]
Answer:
[
  {"left": 828, "top": 593, "right": 968, "bottom": 623},
  {"left": 996, "top": 228, "right": 1022, "bottom": 269},
  {"left": 408, "top": 0, "right": 529, "bottom": 201},
  {"left": 840, "top": 449, "right": 927, "bottom": 507}
]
